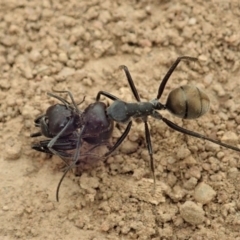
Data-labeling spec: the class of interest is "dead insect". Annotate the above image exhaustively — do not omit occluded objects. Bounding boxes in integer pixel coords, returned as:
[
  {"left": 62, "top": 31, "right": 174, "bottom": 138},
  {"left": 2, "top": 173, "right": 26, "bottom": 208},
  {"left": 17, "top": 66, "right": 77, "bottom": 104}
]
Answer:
[{"left": 31, "top": 91, "right": 115, "bottom": 201}]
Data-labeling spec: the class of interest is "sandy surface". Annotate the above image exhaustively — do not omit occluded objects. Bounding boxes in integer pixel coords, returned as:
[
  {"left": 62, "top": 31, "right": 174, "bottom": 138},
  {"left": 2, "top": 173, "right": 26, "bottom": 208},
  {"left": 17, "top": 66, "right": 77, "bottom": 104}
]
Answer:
[{"left": 1, "top": 0, "right": 240, "bottom": 239}]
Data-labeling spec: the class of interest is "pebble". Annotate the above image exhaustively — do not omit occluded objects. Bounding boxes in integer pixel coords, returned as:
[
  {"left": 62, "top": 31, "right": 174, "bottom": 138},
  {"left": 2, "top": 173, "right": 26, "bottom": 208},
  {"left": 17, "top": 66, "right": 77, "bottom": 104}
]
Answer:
[
  {"left": 221, "top": 131, "right": 238, "bottom": 145},
  {"left": 194, "top": 182, "right": 216, "bottom": 204},
  {"left": 186, "top": 166, "right": 202, "bottom": 179},
  {"left": 203, "top": 73, "right": 213, "bottom": 86},
  {"left": 180, "top": 201, "right": 205, "bottom": 225},
  {"left": 183, "top": 177, "right": 198, "bottom": 190},
  {"left": 29, "top": 50, "right": 42, "bottom": 63},
  {"left": 228, "top": 167, "right": 239, "bottom": 179},
  {"left": 213, "top": 83, "right": 225, "bottom": 97},
  {"left": 80, "top": 173, "right": 99, "bottom": 190},
  {"left": 58, "top": 52, "right": 68, "bottom": 63},
  {"left": 188, "top": 17, "right": 197, "bottom": 25},
  {"left": 57, "top": 67, "right": 75, "bottom": 79},
  {"left": 2, "top": 205, "right": 9, "bottom": 211},
  {"left": 120, "top": 139, "right": 139, "bottom": 154},
  {"left": 5, "top": 137, "right": 22, "bottom": 160},
  {"left": 176, "top": 146, "right": 191, "bottom": 160}
]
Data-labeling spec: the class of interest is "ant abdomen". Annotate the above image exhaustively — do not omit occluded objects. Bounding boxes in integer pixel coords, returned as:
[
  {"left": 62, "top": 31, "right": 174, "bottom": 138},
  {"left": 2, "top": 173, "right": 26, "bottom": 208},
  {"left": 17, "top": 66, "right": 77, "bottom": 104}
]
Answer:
[{"left": 166, "top": 85, "right": 210, "bottom": 119}]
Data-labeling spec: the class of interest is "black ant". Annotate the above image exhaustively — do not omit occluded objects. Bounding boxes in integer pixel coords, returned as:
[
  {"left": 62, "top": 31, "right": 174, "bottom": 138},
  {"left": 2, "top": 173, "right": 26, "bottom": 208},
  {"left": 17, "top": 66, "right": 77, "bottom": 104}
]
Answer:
[
  {"left": 32, "top": 56, "right": 240, "bottom": 202},
  {"left": 94, "top": 56, "right": 240, "bottom": 185}
]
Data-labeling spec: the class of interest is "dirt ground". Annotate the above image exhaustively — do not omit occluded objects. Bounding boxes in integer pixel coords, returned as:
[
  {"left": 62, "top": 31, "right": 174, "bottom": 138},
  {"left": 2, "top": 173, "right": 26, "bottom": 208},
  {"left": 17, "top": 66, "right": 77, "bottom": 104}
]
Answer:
[{"left": 1, "top": 0, "right": 240, "bottom": 239}]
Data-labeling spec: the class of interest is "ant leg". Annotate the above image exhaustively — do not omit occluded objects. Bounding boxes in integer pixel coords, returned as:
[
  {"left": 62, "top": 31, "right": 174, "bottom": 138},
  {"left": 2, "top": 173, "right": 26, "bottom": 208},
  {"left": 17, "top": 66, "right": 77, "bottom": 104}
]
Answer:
[
  {"left": 30, "top": 116, "right": 48, "bottom": 137},
  {"left": 56, "top": 125, "right": 86, "bottom": 202},
  {"left": 32, "top": 142, "right": 72, "bottom": 158},
  {"left": 152, "top": 111, "right": 240, "bottom": 152},
  {"left": 119, "top": 65, "right": 141, "bottom": 102},
  {"left": 47, "top": 120, "right": 74, "bottom": 166},
  {"left": 156, "top": 56, "right": 198, "bottom": 99},
  {"left": 96, "top": 91, "right": 120, "bottom": 101},
  {"left": 104, "top": 121, "right": 132, "bottom": 158},
  {"left": 72, "top": 124, "right": 86, "bottom": 164},
  {"left": 162, "top": 117, "right": 240, "bottom": 152},
  {"left": 56, "top": 161, "right": 76, "bottom": 201},
  {"left": 144, "top": 121, "right": 156, "bottom": 191},
  {"left": 47, "top": 92, "right": 71, "bottom": 106},
  {"left": 30, "top": 132, "right": 42, "bottom": 137},
  {"left": 33, "top": 114, "right": 45, "bottom": 125},
  {"left": 50, "top": 90, "right": 84, "bottom": 113}
]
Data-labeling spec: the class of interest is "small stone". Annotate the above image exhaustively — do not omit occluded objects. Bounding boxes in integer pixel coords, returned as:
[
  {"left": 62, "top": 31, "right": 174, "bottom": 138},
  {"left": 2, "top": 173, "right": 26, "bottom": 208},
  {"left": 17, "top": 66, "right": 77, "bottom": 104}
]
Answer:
[
  {"left": 187, "top": 166, "right": 201, "bottom": 179},
  {"left": 228, "top": 167, "right": 239, "bottom": 179},
  {"left": 82, "top": 77, "right": 92, "bottom": 87},
  {"left": 25, "top": 8, "right": 41, "bottom": 21},
  {"left": 120, "top": 139, "right": 139, "bottom": 154},
  {"left": 213, "top": 83, "right": 225, "bottom": 97},
  {"left": 198, "top": 54, "right": 208, "bottom": 62},
  {"left": 58, "top": 52, "right": 68, "bottom": 63},
  {"left": 167, "top": 172, "right": 177, "bottom": 187},
  {"left": 194, "top": 182, "right": 216, "bottom": 204},
  {"left": 5, "top": 137, "right": 22, "bottom": 160},
  {"left": 2, "top": 205, "right": 9, "bottom": 211},
  {"left": 20, "top": 64, "right": 33, "bottom": 79},
  {"left": 180, "top": 201, "right": 205, "bottom": 225},
  {"left": 57, "top": 67, "right": 75, "bottom": 80},
  {"left": 203, "top": 73, "right": 213, "bottom": 86},
  {"left": 101, "top": 222, "right": 110, "bottom": 232},
  {"left": 183, "top": 177, "right": 198, "bottom": 190},
  {"left": 0, "top": 79, "right": 10, "bottom": 89},
  {"left": 80, "top": 173, "right": 99, "bottom": 190},
  {"left": 188, "top": 18, "right": 197, "bottom": 25},
  {"left": 176, "top": 146, "right": 191, "bottom": 160},
  {"left": 29, "top": 50, "right": 42, "bottom": 63},
  {"left": 221, "top": 131, "right": 238, "bottom": 145}
]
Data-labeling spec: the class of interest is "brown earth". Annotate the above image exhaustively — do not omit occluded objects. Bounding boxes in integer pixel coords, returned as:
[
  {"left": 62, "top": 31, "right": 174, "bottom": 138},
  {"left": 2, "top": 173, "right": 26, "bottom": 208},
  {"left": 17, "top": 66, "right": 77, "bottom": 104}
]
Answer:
[{"left": 1, "top": 0, "right": 240, "bottom": 239}]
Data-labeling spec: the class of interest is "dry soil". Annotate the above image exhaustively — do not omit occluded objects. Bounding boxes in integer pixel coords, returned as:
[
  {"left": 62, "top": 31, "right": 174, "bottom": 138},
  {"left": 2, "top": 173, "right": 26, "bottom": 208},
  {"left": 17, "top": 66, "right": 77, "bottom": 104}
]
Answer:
[{"left": 1, "top": 0, "right": 240, "bottom": 239}]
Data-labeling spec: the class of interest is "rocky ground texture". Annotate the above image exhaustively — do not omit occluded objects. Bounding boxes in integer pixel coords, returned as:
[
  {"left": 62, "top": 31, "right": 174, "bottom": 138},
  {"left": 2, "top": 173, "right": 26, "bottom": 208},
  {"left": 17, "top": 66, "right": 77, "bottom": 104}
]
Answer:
[{"left": 1, "top": 0, "right": 240, "bottom": 239}]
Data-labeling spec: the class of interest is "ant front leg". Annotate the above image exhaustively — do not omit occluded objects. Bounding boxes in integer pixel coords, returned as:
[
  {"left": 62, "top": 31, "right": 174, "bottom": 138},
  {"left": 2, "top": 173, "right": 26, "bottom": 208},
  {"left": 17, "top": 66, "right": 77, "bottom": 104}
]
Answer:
[{"left": 96, "top": 90, "right": 121, "bottom": 101}]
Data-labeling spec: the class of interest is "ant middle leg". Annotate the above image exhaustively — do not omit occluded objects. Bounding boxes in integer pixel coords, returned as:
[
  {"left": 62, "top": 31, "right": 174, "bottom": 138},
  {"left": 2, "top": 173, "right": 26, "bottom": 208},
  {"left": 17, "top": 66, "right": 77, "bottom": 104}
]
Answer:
[{"left": 119, "top": 65, "right": 141, "bottom": 102}]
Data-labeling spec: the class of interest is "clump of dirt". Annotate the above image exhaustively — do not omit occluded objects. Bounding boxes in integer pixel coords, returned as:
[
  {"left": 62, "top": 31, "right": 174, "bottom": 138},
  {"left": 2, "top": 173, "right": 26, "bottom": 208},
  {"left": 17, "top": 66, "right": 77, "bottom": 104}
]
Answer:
[{"left": 1, "top": 0, "right": 240, "bottom": 239}]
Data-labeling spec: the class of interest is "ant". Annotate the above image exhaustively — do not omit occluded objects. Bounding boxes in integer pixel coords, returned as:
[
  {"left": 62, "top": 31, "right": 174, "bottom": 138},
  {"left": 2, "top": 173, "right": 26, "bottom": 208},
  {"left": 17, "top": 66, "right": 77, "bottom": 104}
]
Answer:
[
  {"left": 94, "top": 56, "right": 240, "bottom": 185},
  {"left": 32, "top": 56, "right": 240, "bottom": 202}
]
